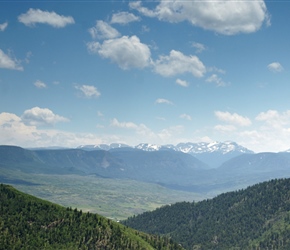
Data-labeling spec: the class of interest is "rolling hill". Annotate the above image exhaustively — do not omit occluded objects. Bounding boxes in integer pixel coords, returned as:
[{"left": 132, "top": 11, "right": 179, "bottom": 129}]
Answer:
[
  {"left": 123, "top": 178, "right": 290, "bottom": 249},
  {"left": 0, "top": 183, "right": 183, "bottom": 250}
]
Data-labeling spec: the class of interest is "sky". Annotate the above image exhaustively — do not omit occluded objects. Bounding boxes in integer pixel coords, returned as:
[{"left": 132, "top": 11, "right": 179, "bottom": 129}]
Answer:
[{"left": 0, "top": 0, "right": 290, "bottom": 153}]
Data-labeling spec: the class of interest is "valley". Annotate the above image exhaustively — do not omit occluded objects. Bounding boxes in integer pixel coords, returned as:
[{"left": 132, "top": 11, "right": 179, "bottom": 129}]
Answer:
[
  {"left": 0, "top": 168, "right": 202, "bottom": 221},
  {"left": 2, "top": 141, "right": 290, "bottom": 249},
  {"left": 1, "top": 141, "right": 290, "bottom": 221}
]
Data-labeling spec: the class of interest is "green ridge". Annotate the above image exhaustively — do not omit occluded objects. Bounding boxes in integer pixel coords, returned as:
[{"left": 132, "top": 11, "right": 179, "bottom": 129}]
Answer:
[
  {"left": 123, "top": 178, "right": 290, "bottom": 249},
  {"left": 0, "top": 184, "right": 183, "bottom": 250}
]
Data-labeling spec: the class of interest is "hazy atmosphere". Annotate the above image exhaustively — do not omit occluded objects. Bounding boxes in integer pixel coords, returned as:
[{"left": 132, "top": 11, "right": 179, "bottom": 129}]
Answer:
[{"left": 1, "top": 0, "right": 290, "bottom": 152}]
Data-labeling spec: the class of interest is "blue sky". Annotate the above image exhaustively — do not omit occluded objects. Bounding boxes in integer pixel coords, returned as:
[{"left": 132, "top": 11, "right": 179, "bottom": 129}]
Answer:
[{"left": 0, "top": 0, "right": 290, "bottom": 152}]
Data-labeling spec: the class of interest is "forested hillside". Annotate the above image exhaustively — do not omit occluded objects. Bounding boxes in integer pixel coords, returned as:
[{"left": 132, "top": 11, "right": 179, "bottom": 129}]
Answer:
[
  {"left": 123, "top": 178, "right": 290, "bottom": 249},
  {"left": 0, "top": 184, "right": 183, "bottom": 250}
]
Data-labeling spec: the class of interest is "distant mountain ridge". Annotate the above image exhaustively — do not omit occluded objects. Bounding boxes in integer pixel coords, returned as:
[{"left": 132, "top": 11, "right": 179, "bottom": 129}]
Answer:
[
  {"left": 78, "top": 141, "right": 253, "bottom": 154},
  {"left": 0, "top": 145, "right": 208, "bottom": 186},
  {"left": 2, "top": 143, "right": 290, "bottom": 196},
  {"left": 78, "top": 141, "right": 254, "bottom": 168}
]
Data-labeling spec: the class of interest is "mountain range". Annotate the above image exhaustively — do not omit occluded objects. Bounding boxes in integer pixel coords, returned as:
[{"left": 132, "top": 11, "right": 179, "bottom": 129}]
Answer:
[
  {"left": 2, "top": 141, "right": 290, "bottom": 195},
  {"left": 78, "top": 141, "right": 254, "bottom": 168}
]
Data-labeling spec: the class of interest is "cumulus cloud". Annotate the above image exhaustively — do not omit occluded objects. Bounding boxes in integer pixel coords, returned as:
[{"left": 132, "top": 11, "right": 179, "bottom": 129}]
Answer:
[
  {"left": 21, "top": 107, "right": 69, "bottom": 127},
  {"left": 207, "top": 109, "right": 290, "bottom": 152},
  {"left": 238, "top": 109, "right": 290, "bottom": 152},
  {"left": 0, "top": 112, "right": 103, "bottom": 148},
  {"left": 180, "top": 114, "right": 192, "bottom": 121},
  {"left": 176, "top": 78, "right": 189, "bottom": 87},
  {"left": 87, "top": 35, "right": 151, "bottom": 70},
  {"left": 88, "top": 20, "right": 120, "bottom": 40},
  {"left": 256, "top": 110, "right": 290, "bottom": 128},
  {"left": 0, "top": 112, "right": 38, "bottom": 145},
  {"left": 206, "top": 74, "right": 227, "bottom": 87},
  {"left": 155, "top": 98, "right": 173, "bottom": 105},
  {"left": 153, "top": 50, "right": 206, "bottom": 77},
  {"left": 18, "top": 8, "right": 75, "bottom": 28},
  {"left": 215, "top": 111, "right": 252, "bottom": 127},
  {"left": 111, "top": 12, "right": 141, "bottom": 24},
  {"left": 75, "top": 85, "right": 101, "bottom": 98},
  {"left": 0, "top": 22, "right": 8, "bottom": 31},
  {"left": 34, "top": 80, "right": 47, "bottom": 89},
  {"left": 0, "top": 49, "right": 23, "bottom": 71},
  {"left": 130, "top": 0, "right": 270, "bottom": 35},
  {"left": 267, "top": 62, "right": 284, "bottom": 72}
]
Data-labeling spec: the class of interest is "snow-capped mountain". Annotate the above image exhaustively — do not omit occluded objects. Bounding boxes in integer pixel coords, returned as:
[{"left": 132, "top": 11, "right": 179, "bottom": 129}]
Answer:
[
  {"left": 78, "top": 143, "right": 131, "bottom": 151},
  {"left": 78, "top": 141, "right": 253, "bottom": 168},
  {"left": 131, "top": 141, "right": 254, "bottom": 168},
  {"left": 135, "top": 143, "right": 176, "bottom": 151},
  {"left": 135, "top": 143, "right": 162, "bottom": 151},
  {"left": 79, "top": 141, "right": 253, "bottom": 154},
  {"left": 175, "top": 141, "right": 253, "bottom": 155}
]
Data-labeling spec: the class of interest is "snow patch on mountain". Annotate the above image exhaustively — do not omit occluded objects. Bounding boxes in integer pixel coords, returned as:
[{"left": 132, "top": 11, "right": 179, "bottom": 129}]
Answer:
[
  {"left": 135, "top": 143, "right": 162, "bottom": 151},
  {"left": 78, "top": 141, "right": 254, "bottom": 154}
]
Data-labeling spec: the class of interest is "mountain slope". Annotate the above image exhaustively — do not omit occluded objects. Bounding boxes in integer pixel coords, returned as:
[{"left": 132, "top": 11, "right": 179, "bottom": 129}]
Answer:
[
  {"left": 175, "top": 141, "right": 254, "bottom": 168},
  {"left": 0, "top": 145, "right": 208, "bottom": 186},
  {"left": 123, "top": 178, "right": 290, "bottom": 249},
  {"left": 0, "top": 184, "right": 183, "bottom": 250},
  {"left": 79, "top": 141, "right": 254, "bottom": 168}
]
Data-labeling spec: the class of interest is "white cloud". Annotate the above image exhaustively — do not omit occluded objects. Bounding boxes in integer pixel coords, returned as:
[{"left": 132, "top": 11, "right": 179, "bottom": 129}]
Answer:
[
  {"left": 206, "top": 74, "right": 227, "bottom": 87},
  {"left": 238, "top": 124, "right": 290, "bottom": 153},
  {"left": 87, "top": 35, "right": 151, "bottom": 70},
  {"left": 192, "top": 42, "right": 206, "bottom": 53},
  {"left": 214, "top": 124, "right": 236, "bottom": 132},
  {"left": 21, "top": 107, "right": 69, "bottom": 126},
  {"left": 18, "top": 8, "right": 75, "bottom": 28},
  {"left": 129, "top": 1, "right": 157, "bottom": 18},
  {"left": 180, "top": 114, "right": 192, "bottom": 121},
  {"left": 111, "top": 12, "right": 140, "bottom": 24},
  {"left": 34, "top": 80, "right": 47, "bottom": 89},
  {"left": 153, "top": 50, "right": 206, "bottom": 77},
  {"left": 256, "top": 109, "right": 280, "bottom": 122},
  {"left": 0, "top": 112, "right": 103, "bottom": 148},
  {"left": 0, "top": 22, "right": 8, "bottom": 31},
  {"left": 155, "top": 98, "right": 173, "bottom": 105},
  {"left": 0, "top": 112, "right": 38, "bottom": 145},
  {"left": 176, "top": 78, "right": 189, "bottom": 87},
  {"left": 256, "top": 110, "right": 290, "bottom": 128},
  {"left": 210, "top": 109, "right": 290, "bottom": 152},
  {"left": 110, "top": 118, "right": 155, "bottom": 138},
  {"left": 75, "top": 85, "right": 101, "bottom": 98},
  {"left": 267, "top": 62, "right": 284, "bottom": 72},
  {"left": 158, "top": 125, "right": 184, "bottom": 141},
  {"left": 215, "top": 111, "right": 252, "bottom": 127},
  {"left": 88, "top": 20, "right": 120, "bottom": 40},
  {"left": 86, "top": 42, "right": 100, "bottom": 54},
  {"left": 111, "top": 118, "right": 138, "bottom": 129},
  {"left": 0, "top": 49, "right": 23, "bottom": 71},
  {"left": 130, "top": 0, "right": 270, "bottom": 35}
]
